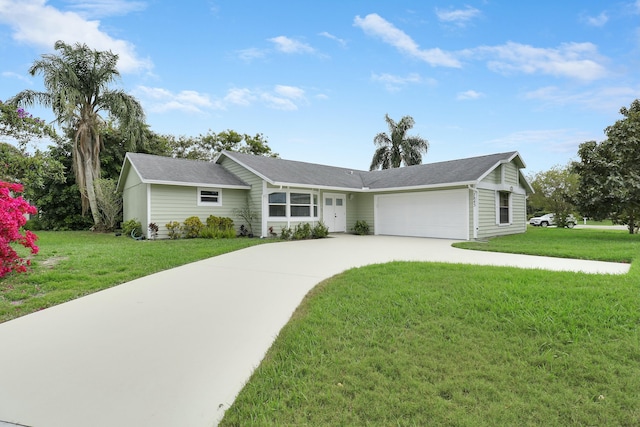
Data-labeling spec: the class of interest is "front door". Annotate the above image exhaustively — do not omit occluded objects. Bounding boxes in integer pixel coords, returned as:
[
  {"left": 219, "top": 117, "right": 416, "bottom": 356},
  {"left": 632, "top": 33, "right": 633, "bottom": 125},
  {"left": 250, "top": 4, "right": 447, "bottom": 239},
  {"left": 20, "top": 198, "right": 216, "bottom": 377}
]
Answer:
[{"left": 324, "top": 193, "right": 347, "bottom": 232}]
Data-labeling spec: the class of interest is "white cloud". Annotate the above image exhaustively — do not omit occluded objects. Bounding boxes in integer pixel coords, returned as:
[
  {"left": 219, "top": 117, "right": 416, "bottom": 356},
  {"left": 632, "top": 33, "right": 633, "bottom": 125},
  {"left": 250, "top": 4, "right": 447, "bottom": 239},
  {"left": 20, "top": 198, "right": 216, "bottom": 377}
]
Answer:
[
  {"left": 319, "top": 31, "right": 346, "bottom": 47},
  {"left": 371, "top": 72, "right": 432, "bottom": 92},
  {"left": 435, "top": 6, "right": 481, "bottom": 26},
  {"left": 353, "top": 13, "right": 461, "bottom": 68},
  {"left": 487, "top": 129, "right": 593, "bottom": 160},
  {"left": 473, "top": 41, "right": 608, "bottom": 81},
  {"left": 63, "top": 0, "right": 146, "bottom": 18},
  {"left": 223, "top": 88, "right": 256, "bottom": 107},
  {"left": 236, "top": 48, "right": 266, "bottom": 62},
  {"left": 524, "top": 85, "right": 639, "bottom": 112},
  {"left": 268, "top": 36, "right": 315, "bottom": 54},
  {"left": 260, "top": 93, "right": 298, "bottom": 111},
  {"left": 274, "top": 85, "right": 305, "bottom": 99},
  {"left": 134, "top": 86, "right": 212, "bottom": 113},
  {"left": 457, "top": 90, "right": 483, "bottom": 100},
  {"left": 1, "top": 71, "right": 33, "bottom": 84},
  {"left": 582, "top": 11, "right": 609, "bottom": 27},
  {"left": 0, "top": 0, "right": 152, "bottom": 73}
]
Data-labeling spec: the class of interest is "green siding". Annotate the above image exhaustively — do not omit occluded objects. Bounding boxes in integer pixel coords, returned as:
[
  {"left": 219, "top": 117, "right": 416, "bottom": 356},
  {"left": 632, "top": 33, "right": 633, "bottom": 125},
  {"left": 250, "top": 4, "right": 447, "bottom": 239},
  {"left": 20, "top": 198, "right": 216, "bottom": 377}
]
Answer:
[
  {"left": 348, "top": 193, "right": 374, "bottom": 234},
  {"left": 122, "top": 167, "right": 148, "bottom": 229},
  {"left": 476, "top": 189, "right": 527, "bottom": 239},
  {"left": 219, "top": 157, "right": 264, "bottom": 235},
  {"left": 149, "top": 184, "right": 248, "bottom": 239}
]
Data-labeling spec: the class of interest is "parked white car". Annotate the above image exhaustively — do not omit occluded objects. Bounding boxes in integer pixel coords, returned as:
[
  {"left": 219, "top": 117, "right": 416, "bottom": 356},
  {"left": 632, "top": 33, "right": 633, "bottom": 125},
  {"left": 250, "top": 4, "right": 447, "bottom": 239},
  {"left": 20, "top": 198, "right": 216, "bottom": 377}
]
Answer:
[{"left": 529, "top": 213, "right": 576, "bottom": 228}]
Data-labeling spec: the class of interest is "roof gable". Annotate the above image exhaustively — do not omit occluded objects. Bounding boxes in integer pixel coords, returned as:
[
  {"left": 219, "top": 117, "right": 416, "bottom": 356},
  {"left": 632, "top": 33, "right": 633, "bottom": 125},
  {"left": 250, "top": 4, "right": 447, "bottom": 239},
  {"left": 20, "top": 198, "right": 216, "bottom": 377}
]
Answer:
[{"left": 118, "top": 153, "right": 250, "bottom": 190}]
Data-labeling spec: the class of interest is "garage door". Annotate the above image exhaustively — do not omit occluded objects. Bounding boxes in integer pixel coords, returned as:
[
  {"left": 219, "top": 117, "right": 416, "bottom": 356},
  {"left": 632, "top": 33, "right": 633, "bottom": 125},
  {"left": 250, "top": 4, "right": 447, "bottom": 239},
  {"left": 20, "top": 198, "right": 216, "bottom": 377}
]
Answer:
[{"left": 375, "top": 189, "right": 468, "bottom": 239}]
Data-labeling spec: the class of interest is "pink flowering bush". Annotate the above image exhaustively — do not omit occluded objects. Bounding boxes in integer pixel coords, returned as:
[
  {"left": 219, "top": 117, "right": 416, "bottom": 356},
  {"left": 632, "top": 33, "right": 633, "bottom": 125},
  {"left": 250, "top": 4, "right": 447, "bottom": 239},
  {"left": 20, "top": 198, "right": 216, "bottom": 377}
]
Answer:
[{"left": 0, "top": 181, "right": 39, "bottom": 278}]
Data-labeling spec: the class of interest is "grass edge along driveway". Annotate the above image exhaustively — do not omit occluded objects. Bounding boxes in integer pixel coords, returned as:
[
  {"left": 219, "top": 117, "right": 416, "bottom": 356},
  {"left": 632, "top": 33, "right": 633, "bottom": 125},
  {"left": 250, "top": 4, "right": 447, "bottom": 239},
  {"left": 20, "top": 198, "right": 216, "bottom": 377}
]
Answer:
[{"left": 220, "top": 227, "right": 640, "bottom": 427}]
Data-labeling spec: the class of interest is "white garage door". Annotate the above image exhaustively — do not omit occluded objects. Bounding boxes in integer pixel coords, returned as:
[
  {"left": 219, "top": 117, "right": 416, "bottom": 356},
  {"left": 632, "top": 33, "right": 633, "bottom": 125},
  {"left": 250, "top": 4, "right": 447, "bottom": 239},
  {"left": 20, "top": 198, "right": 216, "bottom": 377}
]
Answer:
[{"left": 375, "top": 189, "right": 469, "bottom": 239}]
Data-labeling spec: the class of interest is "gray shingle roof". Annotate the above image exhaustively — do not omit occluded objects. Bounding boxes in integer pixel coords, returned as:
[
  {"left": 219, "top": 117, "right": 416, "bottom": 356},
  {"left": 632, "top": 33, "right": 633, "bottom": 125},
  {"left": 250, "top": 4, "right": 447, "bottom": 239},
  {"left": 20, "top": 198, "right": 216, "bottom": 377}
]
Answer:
[
  {"left": 362, "top": 151, "right": 521, "bottom": 189},
  {"left": 124, "top": 153, "right": 250, "bottom": 188},
  {"left": 220, "top": 151, "right": 522, "bottom": 190},
  {"left": 218, "top": 151, "right": 368, "bottom": 188}
]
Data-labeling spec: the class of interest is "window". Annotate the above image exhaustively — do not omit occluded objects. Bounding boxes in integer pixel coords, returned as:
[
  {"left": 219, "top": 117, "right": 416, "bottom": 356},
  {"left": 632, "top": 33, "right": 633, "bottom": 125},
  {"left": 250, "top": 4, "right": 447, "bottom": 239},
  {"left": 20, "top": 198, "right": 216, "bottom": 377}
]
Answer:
[
  {"left": 269, "top": 192, "right": 287, "bottom": 217},
  {"left": 290, "top": 193, "right": 311, "bottom": 217},
  {"left": 269, "top": 190, "right": 318, "bottom": 218},
  {"left": 198, "top": 188, "right": 221, "bottom": 206},
  {"left": 499, "top": 191, "right": 510, "bottom": 224}
]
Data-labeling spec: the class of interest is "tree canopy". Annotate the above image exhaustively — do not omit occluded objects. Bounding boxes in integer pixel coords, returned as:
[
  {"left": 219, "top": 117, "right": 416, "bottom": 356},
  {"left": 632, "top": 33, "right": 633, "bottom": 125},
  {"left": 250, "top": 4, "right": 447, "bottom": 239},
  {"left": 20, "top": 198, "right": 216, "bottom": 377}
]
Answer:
[
  {"left": 10, "top": 41, "right": 146, "bottom": 228},
  {"left": 572, "top": 99, "right": 640, "bottom": 234},
  {"left": 527, "top": 165, "right": 578, "bottom": 227},
  {"left": 370, "top": 114, "right": 428, "bottom": 171}
]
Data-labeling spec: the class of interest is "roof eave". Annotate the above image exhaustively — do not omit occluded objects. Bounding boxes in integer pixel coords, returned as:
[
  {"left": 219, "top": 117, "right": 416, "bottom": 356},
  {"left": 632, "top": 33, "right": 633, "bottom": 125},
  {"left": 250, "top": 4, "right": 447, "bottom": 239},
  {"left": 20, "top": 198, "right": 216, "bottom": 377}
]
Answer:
[
  {"left": 141, "top": 178, "right": 251, "bottom": 190},
  {"left": 364, "top": 181, "right": 477, "bottom": 193}
]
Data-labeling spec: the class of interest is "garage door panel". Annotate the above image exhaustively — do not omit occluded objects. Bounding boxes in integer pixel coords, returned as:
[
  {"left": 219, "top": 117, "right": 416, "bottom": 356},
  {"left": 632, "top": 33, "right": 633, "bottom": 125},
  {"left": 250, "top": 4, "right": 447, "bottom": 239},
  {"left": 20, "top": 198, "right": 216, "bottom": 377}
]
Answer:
[{"left": 375, "top": 190, "right": 468, "bottom": 239}]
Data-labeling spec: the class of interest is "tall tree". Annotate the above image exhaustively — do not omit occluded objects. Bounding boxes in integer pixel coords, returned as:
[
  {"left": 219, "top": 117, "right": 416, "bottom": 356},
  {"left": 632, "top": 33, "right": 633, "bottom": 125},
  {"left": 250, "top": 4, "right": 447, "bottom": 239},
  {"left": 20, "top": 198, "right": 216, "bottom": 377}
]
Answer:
[
  {"left": 572, "top": 99, "right": 640, "bottom": 234},
  {"left": 10, "top": 41, "right": 146, "bottom": 228},
  {"left": 369, "top": 114, "right": 429, "bottom": 171},
  {"left": 527, "top": 165, "right": 578, "bottom": 227}
]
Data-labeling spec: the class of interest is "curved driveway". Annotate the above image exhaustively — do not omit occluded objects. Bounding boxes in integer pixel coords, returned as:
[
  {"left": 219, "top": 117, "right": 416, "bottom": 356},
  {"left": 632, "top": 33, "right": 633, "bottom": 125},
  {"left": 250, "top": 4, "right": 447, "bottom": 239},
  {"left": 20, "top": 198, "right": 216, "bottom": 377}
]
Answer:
[{"left": 0, "top": 235, "right": 629, "bottom": 427}]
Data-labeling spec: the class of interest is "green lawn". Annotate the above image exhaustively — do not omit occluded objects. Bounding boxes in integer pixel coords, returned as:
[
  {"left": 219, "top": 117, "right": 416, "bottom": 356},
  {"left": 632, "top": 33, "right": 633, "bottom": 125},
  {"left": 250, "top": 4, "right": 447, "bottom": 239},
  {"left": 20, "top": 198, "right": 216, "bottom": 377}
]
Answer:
[
  {"left": 2, "top": 228, "right": 639, "bottom": 426},
  {"left": 0, "top": 231, "right": 271, "bottom": 322},
  {"left": 220, "top": 227, "right": 640, "bottom": 426}
]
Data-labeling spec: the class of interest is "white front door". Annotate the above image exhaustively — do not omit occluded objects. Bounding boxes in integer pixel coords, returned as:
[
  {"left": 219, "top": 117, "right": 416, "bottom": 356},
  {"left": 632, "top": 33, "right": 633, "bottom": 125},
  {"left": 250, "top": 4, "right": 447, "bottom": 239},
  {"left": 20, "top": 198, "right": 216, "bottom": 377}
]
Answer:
[{"left": 323, "top": 193, "right": 347, "bottom": 232}]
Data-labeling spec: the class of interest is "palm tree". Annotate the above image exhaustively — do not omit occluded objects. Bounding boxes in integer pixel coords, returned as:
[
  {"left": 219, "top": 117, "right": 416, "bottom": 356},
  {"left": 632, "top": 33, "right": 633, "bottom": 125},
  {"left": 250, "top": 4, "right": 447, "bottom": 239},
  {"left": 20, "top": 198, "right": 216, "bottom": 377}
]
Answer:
[
  {"left": 11, "top": 41, "right": 145, "bottom": 227},
  {"left": 369, "top": 114, "right": 429, "bottom": 170}
]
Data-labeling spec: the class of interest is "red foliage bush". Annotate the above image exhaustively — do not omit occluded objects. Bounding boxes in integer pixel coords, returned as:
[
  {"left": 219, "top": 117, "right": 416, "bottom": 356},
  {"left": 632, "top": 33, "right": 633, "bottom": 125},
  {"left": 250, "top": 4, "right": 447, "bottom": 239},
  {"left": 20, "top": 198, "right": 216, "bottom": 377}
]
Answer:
[{"left": 0, "top": 181, "right": 39, "bottom": 278}]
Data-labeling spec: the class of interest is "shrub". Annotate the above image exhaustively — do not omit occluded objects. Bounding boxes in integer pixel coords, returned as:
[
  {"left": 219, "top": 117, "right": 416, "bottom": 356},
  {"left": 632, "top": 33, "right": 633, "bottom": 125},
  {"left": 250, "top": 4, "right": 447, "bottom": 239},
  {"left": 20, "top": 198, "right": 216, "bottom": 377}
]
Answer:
[
  {"left": 293, "top": 222, "right": 312, "bottom": 240},
  {"left": 353, "top": 220, "right": 370, "bottom": 235},
  {"left": 280, "top": 226, "right": 293, "bottom": 240},
  {"left": 312, "top": 221, "right": 329, "bottom": 239},
  {"left": 0, "top": 181, "right": 39, "bottom": 278},
  {"left": 206, "top": 215, "right": 234, "bottom": 231},
  {"left": 122, "top": 218, "right": 142, "bottom": 238},
  {"left": 94, "top": 178, "right": 122, "bottom": 232},
  {"left": 165, "top": 221, "right": 182, "bottom": 239},
  {"left": 200, "top": 225, "right": 236, "bottom": 239},
  {"left": 183, "top": 216, "right": 203, "bottom": 238}
]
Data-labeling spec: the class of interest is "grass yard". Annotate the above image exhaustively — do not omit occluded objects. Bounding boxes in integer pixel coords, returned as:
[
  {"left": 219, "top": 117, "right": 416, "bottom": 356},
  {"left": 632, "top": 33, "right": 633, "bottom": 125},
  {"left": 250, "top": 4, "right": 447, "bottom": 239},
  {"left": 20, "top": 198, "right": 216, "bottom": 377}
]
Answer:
[
  {"left": 0, "top": 231, "right": 271, "bottom": 322},
  {"left": 220, "top": 227, "right": 640, "bottom": 426}
]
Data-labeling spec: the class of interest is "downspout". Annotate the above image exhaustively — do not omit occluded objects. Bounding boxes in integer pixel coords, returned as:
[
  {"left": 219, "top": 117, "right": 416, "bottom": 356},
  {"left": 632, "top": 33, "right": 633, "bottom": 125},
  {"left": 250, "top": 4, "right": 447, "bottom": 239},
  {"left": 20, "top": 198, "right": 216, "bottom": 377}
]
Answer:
[
  {"left": 469, "top": 184, "right": 479, "bottom": 240},
  {"left": 146, "top": 184, "right": 151, "bottom": 239},
  {"left": 261, "top": 181, "right": 268, "bottom": 238}
]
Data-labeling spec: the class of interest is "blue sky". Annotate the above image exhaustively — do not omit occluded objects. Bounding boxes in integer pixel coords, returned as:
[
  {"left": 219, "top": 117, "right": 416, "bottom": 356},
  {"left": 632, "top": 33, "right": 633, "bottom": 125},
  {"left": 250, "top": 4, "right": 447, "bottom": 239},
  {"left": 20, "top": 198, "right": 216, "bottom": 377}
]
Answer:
[{"left": 1, "top": 1, "right": 639, "bottom": 174}]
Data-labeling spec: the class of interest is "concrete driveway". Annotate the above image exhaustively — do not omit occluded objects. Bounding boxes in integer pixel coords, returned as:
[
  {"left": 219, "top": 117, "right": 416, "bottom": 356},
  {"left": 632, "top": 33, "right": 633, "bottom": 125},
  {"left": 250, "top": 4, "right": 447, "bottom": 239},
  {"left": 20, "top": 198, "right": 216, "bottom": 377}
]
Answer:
[{"left": 0, "top": 235, "right": 629, "bottom": 427}]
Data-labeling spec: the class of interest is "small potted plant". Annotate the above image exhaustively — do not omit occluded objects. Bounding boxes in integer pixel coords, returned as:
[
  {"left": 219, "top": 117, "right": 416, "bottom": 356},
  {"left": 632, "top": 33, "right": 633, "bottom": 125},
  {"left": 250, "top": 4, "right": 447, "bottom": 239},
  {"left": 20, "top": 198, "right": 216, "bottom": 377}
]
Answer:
[{"left": 148, "top": 222, "right": 159, "bottom": 240}]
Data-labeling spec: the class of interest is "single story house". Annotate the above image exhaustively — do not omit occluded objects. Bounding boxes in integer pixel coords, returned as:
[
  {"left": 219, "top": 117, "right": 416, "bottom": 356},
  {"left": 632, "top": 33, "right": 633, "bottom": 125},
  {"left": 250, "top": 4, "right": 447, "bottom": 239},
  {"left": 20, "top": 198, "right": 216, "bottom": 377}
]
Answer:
[{"left": 116, "top": 150, "right": 533, "bottom": 240}]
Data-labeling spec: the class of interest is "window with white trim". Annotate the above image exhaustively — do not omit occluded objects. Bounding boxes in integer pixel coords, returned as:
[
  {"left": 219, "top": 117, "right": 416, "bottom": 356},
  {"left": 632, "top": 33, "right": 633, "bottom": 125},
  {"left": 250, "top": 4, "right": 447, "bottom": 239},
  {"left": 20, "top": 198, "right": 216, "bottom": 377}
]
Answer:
[
  {"left": 198, "top": 188, "right": 221, "bottom": 206},
  {"left": 268, "top": 190, "right": 318, "bottom": 219},
  {"left": 268, "top": 192, "right": 287, "bottom": 217},
  {"left": 498, "top": 191, "right": 510, "bottom": 224}
]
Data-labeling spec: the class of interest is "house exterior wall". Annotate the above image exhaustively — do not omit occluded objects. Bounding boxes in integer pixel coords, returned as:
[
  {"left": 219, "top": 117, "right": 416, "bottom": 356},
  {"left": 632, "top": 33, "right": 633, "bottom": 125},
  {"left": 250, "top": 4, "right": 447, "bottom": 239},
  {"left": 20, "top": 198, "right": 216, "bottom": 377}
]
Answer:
[
  {"left": 476, "top": 161, "right": 528, "bottom": 239},
  {"left": 121, "top": 167, "right": 148, "bottom": 231},
  {"left": 149, "top": 184, "right": 248, "bottom": 239},
  {"left": 348, "top": 193, "right": 375, "bottom": 234},
  {"left": 218, "top": 157, "right": 264, "bottom": 236}
]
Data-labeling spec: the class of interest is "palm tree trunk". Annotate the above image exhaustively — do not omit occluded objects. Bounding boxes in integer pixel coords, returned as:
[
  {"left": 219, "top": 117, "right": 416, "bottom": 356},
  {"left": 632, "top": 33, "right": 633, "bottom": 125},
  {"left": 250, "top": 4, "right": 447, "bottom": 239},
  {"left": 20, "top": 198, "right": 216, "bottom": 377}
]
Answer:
[{"left": 84, "top": 156, "right": 101, "bottom": 227}]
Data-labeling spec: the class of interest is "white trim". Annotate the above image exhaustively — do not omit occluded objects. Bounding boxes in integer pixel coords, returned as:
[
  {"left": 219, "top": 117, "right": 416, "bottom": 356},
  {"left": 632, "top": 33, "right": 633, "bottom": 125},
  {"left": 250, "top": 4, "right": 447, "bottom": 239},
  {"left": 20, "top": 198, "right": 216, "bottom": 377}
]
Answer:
[
  {"left": 146, "top": 183, "right": 151, "bottom": 239},
  {"left": 495, "top": 190, "right": 512, "bottom": 226},
  {"left": 197, "top": 187, "right": 222, "bottom": 207},
  {"left": 266, "top": 188, "right": 320, "bottom": 221},
  {"left": 261, "top": 181, "right": 268, "bottom": 238},
  {"left": 472, "top": 186, "right": 479, "bottom": 239}
]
